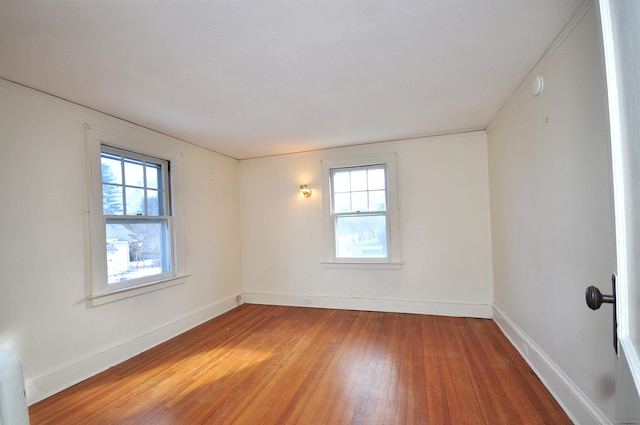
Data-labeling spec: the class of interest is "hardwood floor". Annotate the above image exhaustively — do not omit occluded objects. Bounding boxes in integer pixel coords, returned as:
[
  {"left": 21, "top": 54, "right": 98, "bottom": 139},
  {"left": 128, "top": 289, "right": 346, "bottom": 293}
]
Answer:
[{"left": 29, "top": 304, "right": 573, "bottom": 424}]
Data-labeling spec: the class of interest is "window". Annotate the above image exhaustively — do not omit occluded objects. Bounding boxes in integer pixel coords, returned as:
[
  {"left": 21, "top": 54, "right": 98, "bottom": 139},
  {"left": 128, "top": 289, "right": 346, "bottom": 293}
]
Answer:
[
  {"left": 86, "top": 126, "right": 187, "bottom": 305},
  {"left": 101, "top": 146, "right": 172, "bottom": 285},
  {"left": 332, "top": 165, "right": 388, "bottom": 258},
  {"left": 322, "top": 153, "right": 402, "bottom": 267}
]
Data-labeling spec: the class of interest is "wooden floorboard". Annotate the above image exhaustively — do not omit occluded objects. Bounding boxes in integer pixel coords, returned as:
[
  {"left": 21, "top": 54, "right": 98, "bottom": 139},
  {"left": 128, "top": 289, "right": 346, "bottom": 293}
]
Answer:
[{"left": 29, "top": 304, "right": 573, "bottom": 424}]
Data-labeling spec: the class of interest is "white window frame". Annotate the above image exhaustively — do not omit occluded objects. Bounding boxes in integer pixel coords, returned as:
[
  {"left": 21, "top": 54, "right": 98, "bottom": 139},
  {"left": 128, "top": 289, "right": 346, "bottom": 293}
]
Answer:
[
  {"left": 85, "top": 125, "right": 188, "bottom": 306},
  {"left": 321, "top": 153, "right": 402, "bottom": 268}
]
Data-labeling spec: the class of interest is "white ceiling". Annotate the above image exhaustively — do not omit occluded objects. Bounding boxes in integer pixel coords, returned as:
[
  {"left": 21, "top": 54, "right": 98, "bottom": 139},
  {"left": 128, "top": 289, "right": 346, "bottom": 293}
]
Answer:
[{"left": 0, "top": 0, "right": 585, "bottom": 159}]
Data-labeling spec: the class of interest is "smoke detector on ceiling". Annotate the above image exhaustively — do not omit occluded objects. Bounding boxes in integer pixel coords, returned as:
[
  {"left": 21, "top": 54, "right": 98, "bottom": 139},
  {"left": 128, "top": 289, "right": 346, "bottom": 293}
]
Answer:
[{"left": 531, "top": 75, "right": 544, "bottom": 96}]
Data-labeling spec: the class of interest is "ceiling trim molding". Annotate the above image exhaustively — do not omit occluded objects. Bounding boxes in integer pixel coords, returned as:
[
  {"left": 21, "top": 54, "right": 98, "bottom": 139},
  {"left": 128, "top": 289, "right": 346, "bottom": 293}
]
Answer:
[
  {"left": 238, "top": 129, "right": 487, "bottom": 161},
  {"left": 0, "top": 78, "right": 238, "bottom": 161}
]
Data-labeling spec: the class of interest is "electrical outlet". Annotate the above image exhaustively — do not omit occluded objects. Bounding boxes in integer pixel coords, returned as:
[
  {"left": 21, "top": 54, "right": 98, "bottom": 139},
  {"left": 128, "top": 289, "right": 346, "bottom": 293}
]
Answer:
[
  {"left": 236, "top": 295, "right": 243, "bottom": 304},
  {"left": 304, "top": 299, "right": 312, "bottom": 305}
]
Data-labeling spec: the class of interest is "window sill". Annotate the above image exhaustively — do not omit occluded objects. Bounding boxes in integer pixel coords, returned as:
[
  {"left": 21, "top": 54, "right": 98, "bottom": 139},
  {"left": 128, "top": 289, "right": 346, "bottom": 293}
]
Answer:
[
  {"left": 321, "top": 261, "right": 403, "bottom": 270},
  {"left": 89, "top": 274, "right": 190, "bottom": 306}
]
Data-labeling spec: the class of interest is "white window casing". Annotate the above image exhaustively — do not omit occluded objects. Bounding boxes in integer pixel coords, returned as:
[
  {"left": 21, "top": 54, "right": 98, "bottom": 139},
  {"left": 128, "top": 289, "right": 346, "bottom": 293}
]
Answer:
[
  {"left": 321, "top": 153, "right": 402, "bottom": 269},
  {"left": 85, "top": 125, "right": 188, "bottom": 306}
]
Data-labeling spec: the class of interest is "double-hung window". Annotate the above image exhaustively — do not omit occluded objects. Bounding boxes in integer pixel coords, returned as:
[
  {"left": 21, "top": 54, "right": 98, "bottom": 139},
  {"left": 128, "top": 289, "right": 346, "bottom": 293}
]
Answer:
[
  {"left": 332, "top": 165, "right": 388, "bottom": 258},
  {"left": 86, "top": 126, "right": 186, "bottom": 305},
  {"left": 101, "top": 146, "right": 173, "bottom": 285},
  {"left": 322, "top": 153, "right": 402, "bottom": 267}
]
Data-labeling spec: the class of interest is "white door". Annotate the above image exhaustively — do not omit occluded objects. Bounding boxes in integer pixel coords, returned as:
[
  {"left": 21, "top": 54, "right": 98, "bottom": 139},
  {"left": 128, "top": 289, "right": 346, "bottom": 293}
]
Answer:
[{"left": 598, "top": 0, "right": 640, "bottom": 420}]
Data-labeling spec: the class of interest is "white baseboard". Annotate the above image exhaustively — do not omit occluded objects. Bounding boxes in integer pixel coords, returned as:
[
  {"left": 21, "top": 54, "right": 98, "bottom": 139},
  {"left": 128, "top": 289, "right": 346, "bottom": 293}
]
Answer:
[
  {"left": 243, "top": 291, "right": 493, "bottom": 318},
  {"left": 26, "top": 294, "right": 241, "bottom": 405},
  {"left": 492, "top": 305, "right": 610, "bottom": 425}
]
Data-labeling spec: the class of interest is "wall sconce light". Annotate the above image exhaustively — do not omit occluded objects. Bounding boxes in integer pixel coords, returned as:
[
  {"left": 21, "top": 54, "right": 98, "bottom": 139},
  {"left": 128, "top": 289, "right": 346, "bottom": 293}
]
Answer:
[{"left": 299, "top": 184, "right": 312, "bottom": 197}]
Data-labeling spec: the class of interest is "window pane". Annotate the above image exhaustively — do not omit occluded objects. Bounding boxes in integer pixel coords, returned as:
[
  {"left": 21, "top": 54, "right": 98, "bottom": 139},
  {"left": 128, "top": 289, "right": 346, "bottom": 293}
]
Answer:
[
  {"left": 124, "top": 158, "right": 145, "bottom": 187},
  {"left": 334, "top": 193, "right": 351, "bottom": 213},
  {"left": 351, "top": 191, "right": 368, "bottom": 212},
  {"left": 101, "top": 156, "right": 122, "bottom": 184},
  {"left": 335, "top": 214, "right": 387, "bottom": 258},
  {"left": 147, "top": 190, "right": 160, "bottom": 216},
  {"left": 103, "top": 184, "right": 123, "bottom": 215},
  {"left": 146, "top": 164, "right": 160, "bottom": 189},
  {"left": 333, "top": 171, "right": 351, "bottom": 193},
  {"left": 368, "top": 168, "right": 385, "bottom": 190},
  {"left": 369, "top": 190, "right": 386, "bottom": 211},
  {"left": 126, "top": 187, "right": 145, "bottom": 215},
  {"left": 106, "top": 220, "right": 171, "bottom": 284},
  {"left": 350, "top": 170, "right": 367, "bottom": 191}
]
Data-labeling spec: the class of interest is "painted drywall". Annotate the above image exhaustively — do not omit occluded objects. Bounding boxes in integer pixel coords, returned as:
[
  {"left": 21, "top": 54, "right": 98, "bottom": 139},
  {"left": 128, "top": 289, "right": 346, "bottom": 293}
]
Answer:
[
  {"left": 487, "top": 5, "right": 616, "bottom": 422},
  {"left": 0, "top": 81, "right": 244, "bottom": 404},
  {"left": 238, "top": 132, "right": 494, "bottom": 317}
]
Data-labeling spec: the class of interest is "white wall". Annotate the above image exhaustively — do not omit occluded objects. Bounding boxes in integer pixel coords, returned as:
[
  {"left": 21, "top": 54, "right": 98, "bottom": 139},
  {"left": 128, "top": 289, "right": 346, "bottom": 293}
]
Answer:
[
  {"left": 0, "top": 81, "right": 244, "bottom": 404},
  {"left": 239, "top": 132, "right": 494, "bottom": 317},
  {"left": 487, "top": 5, "right": 616, "bottom": 423}
]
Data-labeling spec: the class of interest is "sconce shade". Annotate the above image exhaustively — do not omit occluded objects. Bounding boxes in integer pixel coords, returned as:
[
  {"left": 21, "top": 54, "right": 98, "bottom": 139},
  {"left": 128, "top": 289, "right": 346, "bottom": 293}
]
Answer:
[{"left": 300, "top": 184, "right": 312, "bottom": 197}]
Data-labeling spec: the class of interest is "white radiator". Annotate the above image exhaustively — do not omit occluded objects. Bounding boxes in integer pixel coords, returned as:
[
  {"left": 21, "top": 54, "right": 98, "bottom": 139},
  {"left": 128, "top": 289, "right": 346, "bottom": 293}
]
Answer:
[{"left": 0, "top": 350, "right": 29, "bottom": 425}]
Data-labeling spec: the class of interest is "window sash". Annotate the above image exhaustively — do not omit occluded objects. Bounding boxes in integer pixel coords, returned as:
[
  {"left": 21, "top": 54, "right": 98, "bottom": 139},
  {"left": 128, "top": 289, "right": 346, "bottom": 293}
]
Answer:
[
  {"left": 101, "top": 145, "right": 170, "bottom": 218},
  {"left": 334, "top": 212, "right": 389, "bottom": 259},
  {"left": 330, "top": 165, "right": 388, "bottom": 214},
  {"left": 104, "top": 216, "right": 175, "bottom": 287}
]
